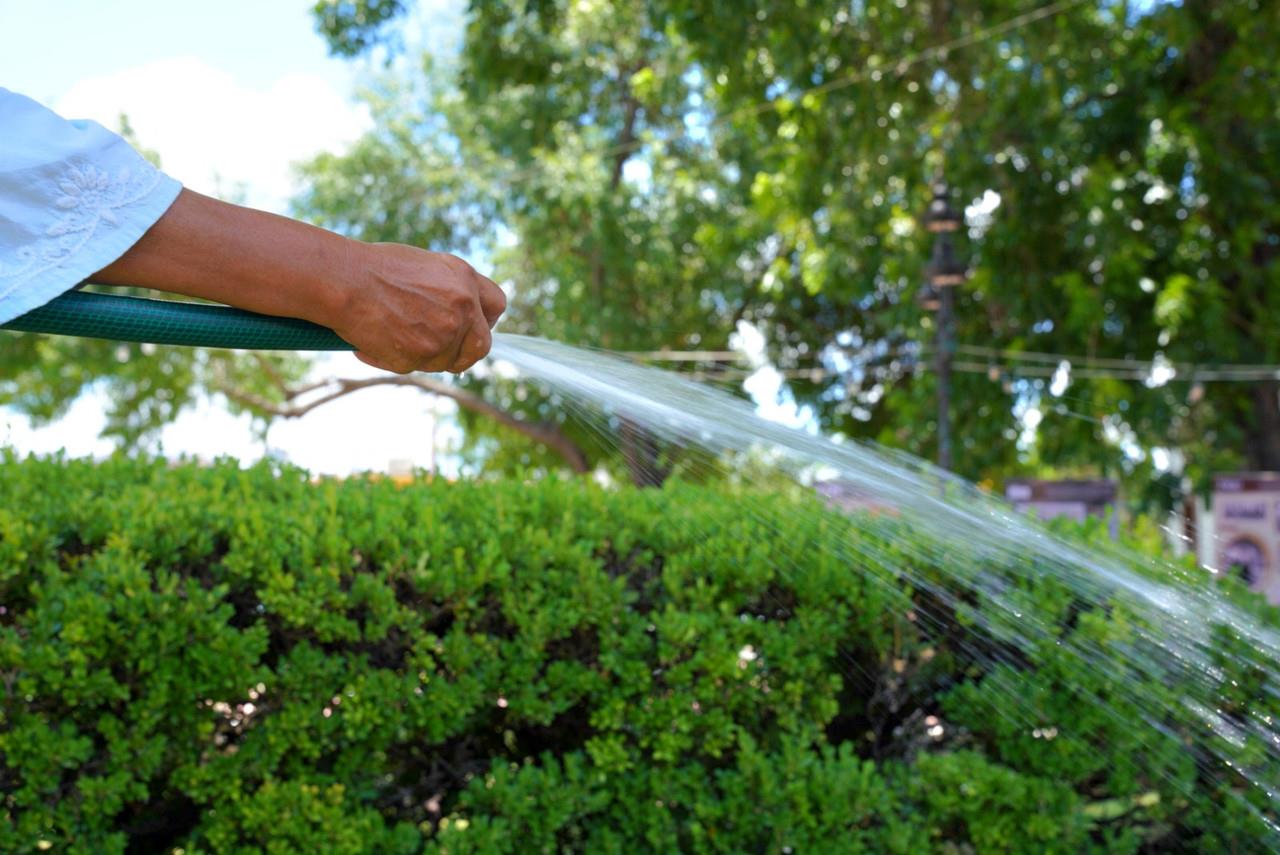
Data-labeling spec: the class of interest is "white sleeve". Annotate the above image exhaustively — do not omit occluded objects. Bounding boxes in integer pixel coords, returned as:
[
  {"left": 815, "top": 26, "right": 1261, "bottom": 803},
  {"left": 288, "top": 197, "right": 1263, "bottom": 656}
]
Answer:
[{"left": 0, "top": 87, "right": 182, "bottom": 323}]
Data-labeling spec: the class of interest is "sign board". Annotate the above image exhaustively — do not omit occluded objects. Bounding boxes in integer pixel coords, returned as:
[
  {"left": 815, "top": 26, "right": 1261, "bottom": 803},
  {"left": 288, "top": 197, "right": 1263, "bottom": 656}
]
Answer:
[
  {"left": 1005, "top": 479, "right": 1118, "bottom": 538},
  {"left": 1213, "top": 473, "right": 1280, "bottom": 603},
  {"left": 814, "top": 480, "right": 896, "bottom": 516}
]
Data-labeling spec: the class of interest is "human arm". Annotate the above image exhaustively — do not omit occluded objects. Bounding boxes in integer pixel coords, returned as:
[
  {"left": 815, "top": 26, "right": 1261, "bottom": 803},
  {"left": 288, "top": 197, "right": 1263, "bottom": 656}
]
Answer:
[
  {"left": 92, "top": 188, "right": 506, "bottom": 374},
  {"left": 0, "top": 87, "right": 504, "bottom": 374}
]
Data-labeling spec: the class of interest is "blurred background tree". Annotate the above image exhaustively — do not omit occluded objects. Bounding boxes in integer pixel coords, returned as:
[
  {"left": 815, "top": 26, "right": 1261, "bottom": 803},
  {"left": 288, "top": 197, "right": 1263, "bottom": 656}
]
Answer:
[{"left": 298, "top": 0, "right": 1277, "bottom": 505}]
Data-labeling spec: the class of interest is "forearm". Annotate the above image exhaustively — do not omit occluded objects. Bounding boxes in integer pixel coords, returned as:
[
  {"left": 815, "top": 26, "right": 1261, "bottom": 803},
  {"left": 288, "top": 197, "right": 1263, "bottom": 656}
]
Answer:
[
  {"left": 93, "top": 188, "right": 358, "bottom": 328},
  {"left": 91, "top": 187, "right": 505, "bottom": 374}
]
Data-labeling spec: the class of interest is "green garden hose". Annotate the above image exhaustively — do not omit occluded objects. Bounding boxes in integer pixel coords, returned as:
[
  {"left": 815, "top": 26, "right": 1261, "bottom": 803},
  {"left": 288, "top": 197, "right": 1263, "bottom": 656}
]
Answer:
[{"left": 0, "top": 291, "right": 354, "bottom": 351}]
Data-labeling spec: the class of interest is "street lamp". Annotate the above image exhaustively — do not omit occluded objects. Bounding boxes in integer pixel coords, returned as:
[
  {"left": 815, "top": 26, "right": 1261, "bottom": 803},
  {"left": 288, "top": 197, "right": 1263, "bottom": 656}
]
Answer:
[{"left": 920, "top": 177, "right": 967, "bottom": 471}]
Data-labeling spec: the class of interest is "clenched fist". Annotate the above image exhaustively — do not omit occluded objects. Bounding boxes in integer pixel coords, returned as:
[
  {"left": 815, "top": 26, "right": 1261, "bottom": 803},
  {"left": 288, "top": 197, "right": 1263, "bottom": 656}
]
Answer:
[{"left": 335, "top": 244, "right": 506, "bottom": 374}]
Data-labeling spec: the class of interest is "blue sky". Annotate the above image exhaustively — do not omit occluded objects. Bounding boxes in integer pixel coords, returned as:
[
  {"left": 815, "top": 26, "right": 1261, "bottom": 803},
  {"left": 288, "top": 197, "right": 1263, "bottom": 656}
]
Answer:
[
  {"left": 1, "top": 0, "right": 464, "bottom": 210},
  {"left": 0, "top": 0, "right": 357, "bottom": 107},
  {"left": 1, "top": 1, "right": 378, "bottom": 213}
]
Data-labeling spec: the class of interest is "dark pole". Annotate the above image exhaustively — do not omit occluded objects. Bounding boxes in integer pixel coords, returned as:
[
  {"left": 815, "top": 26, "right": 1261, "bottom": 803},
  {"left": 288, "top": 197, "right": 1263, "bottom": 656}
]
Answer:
[
  {"left": 936, "top": 279, "right": 954, "bottom": 471},
  {"left": 922, "top": 176, "right": 965, "bottom": 472}
]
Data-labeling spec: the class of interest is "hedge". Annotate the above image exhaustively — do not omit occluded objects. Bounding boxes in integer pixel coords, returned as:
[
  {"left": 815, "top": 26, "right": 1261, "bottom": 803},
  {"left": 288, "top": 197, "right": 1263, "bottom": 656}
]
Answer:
[{"left": 0, "top": 453, "right": 1274, "bottom": 853}]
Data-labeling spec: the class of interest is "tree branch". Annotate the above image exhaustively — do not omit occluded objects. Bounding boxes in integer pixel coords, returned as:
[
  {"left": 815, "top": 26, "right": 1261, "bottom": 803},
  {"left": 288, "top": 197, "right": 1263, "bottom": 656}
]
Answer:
[
  {"left": 610, "top": 93, "right": 642, "bottom": 190},
  {"left": 217, "top": 374, "right": 591, "bottom": 474},
  {"left": 248, "top": 353, "right": 331, "bottom": 400}
]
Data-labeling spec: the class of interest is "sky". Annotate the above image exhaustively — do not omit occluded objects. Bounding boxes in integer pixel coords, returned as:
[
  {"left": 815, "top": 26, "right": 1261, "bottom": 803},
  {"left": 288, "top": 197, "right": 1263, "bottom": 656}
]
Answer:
[{"left": 0, "top": 0, "right": 472, "bottom": 476}]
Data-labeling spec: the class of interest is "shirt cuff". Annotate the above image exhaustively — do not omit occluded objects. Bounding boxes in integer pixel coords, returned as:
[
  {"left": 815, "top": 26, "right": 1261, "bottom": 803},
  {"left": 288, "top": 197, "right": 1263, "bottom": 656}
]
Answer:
[{"left": 0, "top": 174, "right": 182, "bottom": 325}]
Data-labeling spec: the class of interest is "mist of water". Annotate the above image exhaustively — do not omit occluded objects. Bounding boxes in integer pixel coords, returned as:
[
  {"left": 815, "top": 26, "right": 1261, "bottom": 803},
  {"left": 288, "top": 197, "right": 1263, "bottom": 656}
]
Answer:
[{"left": 490, "top": 332, "right": 1280, "bottom": 844}]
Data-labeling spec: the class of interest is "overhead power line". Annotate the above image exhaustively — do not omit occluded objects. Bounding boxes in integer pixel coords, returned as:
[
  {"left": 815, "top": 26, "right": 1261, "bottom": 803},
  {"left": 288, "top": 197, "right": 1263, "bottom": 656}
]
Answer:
[
  {"left": 626, "top": 344, "right": 1280, "bottom": 383},
  {"left": 953, "top": 344, "right": 1280, "bottom": 375},
  {"left": 649, "top": 356, "right": 1279, "bottom": 385}
]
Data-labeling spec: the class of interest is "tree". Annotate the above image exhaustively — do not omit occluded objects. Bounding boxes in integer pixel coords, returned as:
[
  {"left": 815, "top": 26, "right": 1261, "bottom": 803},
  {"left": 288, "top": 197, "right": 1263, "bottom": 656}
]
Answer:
[
  {"left": 684, "top": 0, "right": 1278, "bottom": 508},
  {"left": 303, "top": 0, "right": 1278, "bottom": 507},
  {"left": 295, "top": 8, "right": 759, "bottom": 484}
]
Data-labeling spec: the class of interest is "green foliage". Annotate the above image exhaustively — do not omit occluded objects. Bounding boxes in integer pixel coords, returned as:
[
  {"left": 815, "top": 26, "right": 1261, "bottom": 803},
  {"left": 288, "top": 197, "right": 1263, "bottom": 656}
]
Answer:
[
  {"left": 663, "top": 0, "right": 1280, "bottom": 499},
  {"left": 302, "top": 0, "right": 1280, "bottom": 506},
  {"left": 313, "top": 0, "right": 407, "bottom": 58},
  {"left": 12, "top": 2, "right": 1271, "bottom": 500},
  {"left": 1, "top": 455, "right": 1274, "bottom": 851}
]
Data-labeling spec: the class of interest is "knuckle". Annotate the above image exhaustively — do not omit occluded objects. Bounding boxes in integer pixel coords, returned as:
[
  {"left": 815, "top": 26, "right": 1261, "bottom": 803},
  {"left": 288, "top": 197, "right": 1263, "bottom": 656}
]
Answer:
[
  {"left": 436, "top": 312, "right": 466, "bottom": 337},
  {"left": 410, "top": 341, "right": 442, "bottom": 365},
  {"left": 476, "top": 325, "right": 493, "bottom": 352},
  {"left": 440, "top": 253, "right": 474, "bottom": 277},
  {"left": 449, "top": 337, "right": 488, "bottom": 374},
  {"left": 449, "top": 290, "right": 475, "bottom": 313}
]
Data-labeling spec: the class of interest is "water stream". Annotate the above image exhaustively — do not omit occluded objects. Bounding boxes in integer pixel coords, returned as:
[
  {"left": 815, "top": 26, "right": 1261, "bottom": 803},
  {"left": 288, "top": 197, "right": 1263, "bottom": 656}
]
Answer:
[{"left": 491, "top": 332, "right": 1280, "bottom": 843}]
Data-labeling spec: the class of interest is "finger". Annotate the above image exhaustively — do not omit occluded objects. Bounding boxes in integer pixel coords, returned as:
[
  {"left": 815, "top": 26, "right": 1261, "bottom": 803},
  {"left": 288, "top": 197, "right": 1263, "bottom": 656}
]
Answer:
[
  {"left": 448, "top": 308, "right": 491, "bottom": 371},
  {"left": 448, "top": 303, "right": 491, "bottom": 373},
  {"left": 450, "top": 319, "right": 493, "bottom": 373},
  {"left": 477, "top": 276, "right": 507, "bottom": 328},
  {"left": 421, "top": 313, "right": 472, "bottom": 374}
]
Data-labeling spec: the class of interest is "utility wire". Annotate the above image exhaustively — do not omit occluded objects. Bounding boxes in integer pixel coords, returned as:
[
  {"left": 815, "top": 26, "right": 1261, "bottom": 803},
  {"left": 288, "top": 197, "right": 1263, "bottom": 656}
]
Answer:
[
  {"left": 953, "top": 344, "right": 1280, "bottom": 375},
  {"left": 626, "top": 346, "right": 1280, "bottom": 382},
  {"left": 664, "top": 359, "right": 1277, "bottom": 385}
]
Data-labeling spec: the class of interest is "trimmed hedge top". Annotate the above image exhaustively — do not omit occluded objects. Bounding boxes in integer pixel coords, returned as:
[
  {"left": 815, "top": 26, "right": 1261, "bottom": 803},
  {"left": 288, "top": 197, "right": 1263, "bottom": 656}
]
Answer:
[{"left": 0, "top": 454, "right": 1272, "bottom": 853}]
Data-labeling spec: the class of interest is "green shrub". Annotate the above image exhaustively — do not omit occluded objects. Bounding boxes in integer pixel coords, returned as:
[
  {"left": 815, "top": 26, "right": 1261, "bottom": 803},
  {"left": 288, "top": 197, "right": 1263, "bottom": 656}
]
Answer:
[{"left": 0, "top": 454, "right": 1273, "bottom": 852}]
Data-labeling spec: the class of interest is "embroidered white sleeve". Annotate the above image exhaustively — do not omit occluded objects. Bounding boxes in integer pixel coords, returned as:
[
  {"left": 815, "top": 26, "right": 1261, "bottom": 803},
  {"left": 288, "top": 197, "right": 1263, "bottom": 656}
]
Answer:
[{"left": 0, "top": 87, "right": 182, "bottom": 324}]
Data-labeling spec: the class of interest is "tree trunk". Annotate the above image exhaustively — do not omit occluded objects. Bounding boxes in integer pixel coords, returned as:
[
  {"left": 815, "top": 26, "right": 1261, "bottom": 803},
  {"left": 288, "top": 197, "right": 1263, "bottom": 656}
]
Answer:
[
  {"left": 1247, "top": 380, "right": 1280, "bottom": 471},
  {"left": 620, "top": 417, "right": 672, "bottom": 487},
  {"left": 609, "top": 95, "right": 641, "bottom": 190},
  {"left": 218, "top": 373, "right": 592, "bottom": 476}
]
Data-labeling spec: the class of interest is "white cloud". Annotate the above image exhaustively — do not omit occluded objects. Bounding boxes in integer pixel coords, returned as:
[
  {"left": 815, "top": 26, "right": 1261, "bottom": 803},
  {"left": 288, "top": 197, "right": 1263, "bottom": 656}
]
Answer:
[
  {"left": 1, "top": 394, "right": 115, "bottom": 459},
  {"left": 966, "top": 189, "right": 1001, "bottom": 238},
  {"left": 2, "top": 353, "right": 464, "bottom": 478},
  {"left": 56, "top": 57, "right": 371, "bottom": 213},
  {"left": 1049, "top": 360, "right": 1071, "bottom": 397}
]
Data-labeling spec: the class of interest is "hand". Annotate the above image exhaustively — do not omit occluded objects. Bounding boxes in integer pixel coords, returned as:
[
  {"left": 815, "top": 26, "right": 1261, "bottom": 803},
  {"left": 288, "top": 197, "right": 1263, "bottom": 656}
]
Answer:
[{"left": 333, "top": 243, "right": 506, "bottom": 374}]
